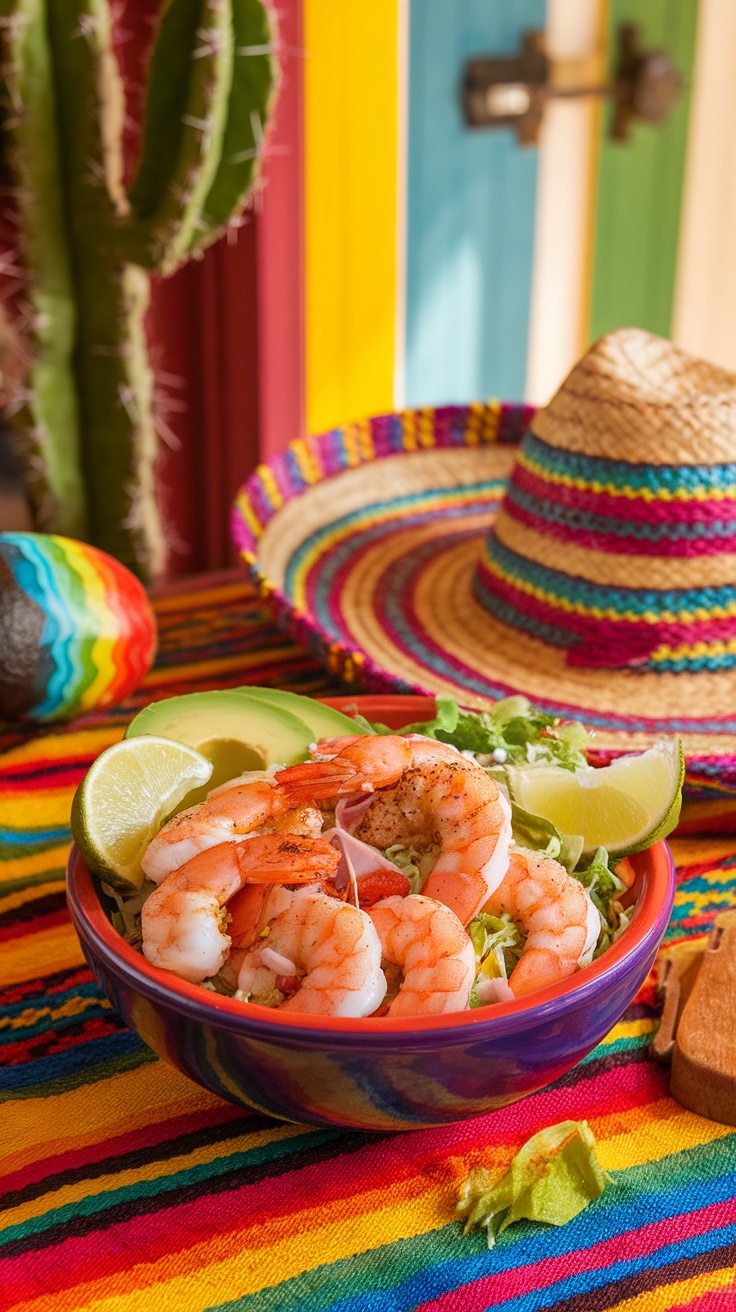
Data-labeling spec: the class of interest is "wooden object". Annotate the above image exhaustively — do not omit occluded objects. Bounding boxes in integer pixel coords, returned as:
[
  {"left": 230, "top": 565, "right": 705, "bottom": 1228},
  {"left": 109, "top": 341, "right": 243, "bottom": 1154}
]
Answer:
[
  {"left": 651, "top": 939, "right": 705, "bottom": 1062},
  {"left": 669, "top": 911, "right": 736, "bottom": 1126}
]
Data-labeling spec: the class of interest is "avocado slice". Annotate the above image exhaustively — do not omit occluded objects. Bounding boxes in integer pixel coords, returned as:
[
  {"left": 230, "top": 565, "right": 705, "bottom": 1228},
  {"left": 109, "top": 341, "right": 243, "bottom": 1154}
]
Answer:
[
  {"left": 125, "top": 690, "right": 314, "bottom": 803},
  {"left": 235, "top": 686, "right": 368, "bottom": 740}
]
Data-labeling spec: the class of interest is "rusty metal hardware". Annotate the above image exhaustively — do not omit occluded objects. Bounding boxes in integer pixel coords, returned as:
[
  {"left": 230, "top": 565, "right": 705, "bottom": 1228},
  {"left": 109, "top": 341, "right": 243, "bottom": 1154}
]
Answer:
[{"left": 463, "top": 24, "right": 683, "bottom": 145}]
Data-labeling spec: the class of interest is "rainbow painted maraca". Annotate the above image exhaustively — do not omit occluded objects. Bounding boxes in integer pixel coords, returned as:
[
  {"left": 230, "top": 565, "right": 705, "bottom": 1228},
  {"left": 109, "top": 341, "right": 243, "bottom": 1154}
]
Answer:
[{"left": 0, "top": 533, "right": 157, "bottom": 721}]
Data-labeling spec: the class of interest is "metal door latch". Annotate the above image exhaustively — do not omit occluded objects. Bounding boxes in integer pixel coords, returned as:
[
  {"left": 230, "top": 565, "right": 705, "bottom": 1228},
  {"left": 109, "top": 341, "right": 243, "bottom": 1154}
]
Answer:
[{"left": 463, "top": 24, "right": 683, "bottom": 145}]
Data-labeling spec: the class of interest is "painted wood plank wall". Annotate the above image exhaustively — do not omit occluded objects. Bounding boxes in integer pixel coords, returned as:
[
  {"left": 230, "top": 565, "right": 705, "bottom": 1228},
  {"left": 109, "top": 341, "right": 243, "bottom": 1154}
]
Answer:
[
  {"left": 303, "top": 0, "right": 399, "bottom": 436},
  {"left": 673, "top": 0, "right": 736, "bottom": 373},
  {"left": 405, "top": 0, "right": 546, "bottom": 408},
  {"left": 524, "top": 0, "right": 605, "bottom": 405},
  {"left": 257, "top": 0, "right": 305, "bottom": 460},
  {"left": 588, "top": 0, "right": 699, "bottom": 343},
  {"left": 278, "top": 0, "right": 703, "bottom": 451}
]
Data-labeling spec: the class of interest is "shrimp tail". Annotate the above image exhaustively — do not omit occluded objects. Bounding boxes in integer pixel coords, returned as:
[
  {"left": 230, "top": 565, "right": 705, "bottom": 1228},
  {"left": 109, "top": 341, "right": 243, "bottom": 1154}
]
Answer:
[
  {"left": 277, "top": 736, "right": 413, "bottom": 804},
  {"left": 275, "top": 759, "right": 363, "bottom": 803}
]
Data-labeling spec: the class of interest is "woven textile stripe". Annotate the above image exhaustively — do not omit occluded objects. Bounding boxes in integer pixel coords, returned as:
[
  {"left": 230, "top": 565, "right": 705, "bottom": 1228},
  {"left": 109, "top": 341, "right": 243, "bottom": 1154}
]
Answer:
[
  {"left": 518, "top": 434, "right": 736, "bottom": 501},
  {"left": 2, "top": 573, "right": 736, "bottom": 1312},
  {"left": 477, "top": 539, "right": 736, "bottom": 672},
  {"left": 292, "top": 487, "right": 503, "bottom": 615},
  {"left": 479, "top": 423, "right": 736, "bottom": 672},
  {"left": 507, "top": 469, "right": 736, "bottom": 554}
]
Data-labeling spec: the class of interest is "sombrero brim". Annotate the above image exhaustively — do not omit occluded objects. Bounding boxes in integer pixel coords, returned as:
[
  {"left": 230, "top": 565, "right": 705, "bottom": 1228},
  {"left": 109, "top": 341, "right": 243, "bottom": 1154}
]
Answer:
[{"left": 231, "top": 404, "right": 736, "bottom": 782}]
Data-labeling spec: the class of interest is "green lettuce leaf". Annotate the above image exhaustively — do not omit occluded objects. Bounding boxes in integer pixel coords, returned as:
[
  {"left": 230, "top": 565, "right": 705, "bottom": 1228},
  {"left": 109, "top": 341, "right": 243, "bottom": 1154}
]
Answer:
[
  {"left": 573, "top": 847, "right": 632, "bottom": 957},
  {"left": 574, "top": 847, "right": 623, "bottom": 906},
  {"left": 382, "top": 843, "right": 424, "bottom": 894},
  {"left": 348, "top": 712, "right": 393, "bottom": 736},
  {"left": 458, "top": 1120, "right": 612, "bottom": 1247},
  {"left": 399, "top": 697, "right": 461, "bottom": 739},
  {"left": 510, "top": 803, "right": 584, "bottom": 874},
  {"left": 467, "top": 911, "right": 524, "bottom": 997},
  {"left": 396, "top": 697, "right": 591, "bottom": 770},
  {"left": 350, "top": 696, "right": 592, "bottom": 773}
]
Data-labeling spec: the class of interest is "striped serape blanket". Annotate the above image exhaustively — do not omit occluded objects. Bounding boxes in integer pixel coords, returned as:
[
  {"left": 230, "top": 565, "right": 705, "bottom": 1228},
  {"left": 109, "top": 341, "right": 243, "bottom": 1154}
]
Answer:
[{"left": 3, "top": 572, "right": 736, "bottom": 1312}]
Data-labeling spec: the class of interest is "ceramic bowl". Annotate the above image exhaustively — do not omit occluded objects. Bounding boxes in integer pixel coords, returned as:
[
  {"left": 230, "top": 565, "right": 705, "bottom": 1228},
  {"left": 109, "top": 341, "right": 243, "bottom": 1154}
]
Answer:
[{"left": 66, "top": 696, "right": 676, "bottom": 1131}]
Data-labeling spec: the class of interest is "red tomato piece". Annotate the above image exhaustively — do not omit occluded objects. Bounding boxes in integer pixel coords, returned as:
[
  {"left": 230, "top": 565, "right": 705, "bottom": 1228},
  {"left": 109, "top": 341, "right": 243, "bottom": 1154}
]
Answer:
[{"left": 356, "top": 869, "right": 411, "bottom": 906}]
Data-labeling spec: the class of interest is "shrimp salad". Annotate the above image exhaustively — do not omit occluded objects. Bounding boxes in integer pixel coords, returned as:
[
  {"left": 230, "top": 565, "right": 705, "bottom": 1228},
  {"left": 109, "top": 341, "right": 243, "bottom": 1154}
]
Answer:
[{"left": 105, "top": 698, "right": 637, "bottom": 1020}]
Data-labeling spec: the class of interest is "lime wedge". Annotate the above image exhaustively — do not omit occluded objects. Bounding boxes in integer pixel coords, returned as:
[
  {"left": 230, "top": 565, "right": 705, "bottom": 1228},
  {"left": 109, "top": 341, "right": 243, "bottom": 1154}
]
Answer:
[
  {"left": 507, "top": 737, "right": 684, "bottom": 857},
  {"left": 71, "top": 736, "right": 213, "bottom": 892}
]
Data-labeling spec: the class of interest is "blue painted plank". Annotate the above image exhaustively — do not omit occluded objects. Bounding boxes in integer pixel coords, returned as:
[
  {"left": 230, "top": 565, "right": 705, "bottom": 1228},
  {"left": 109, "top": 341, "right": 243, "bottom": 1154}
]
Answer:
[{"left": 405, "top": 0, "right": 545, "bottom": 407}]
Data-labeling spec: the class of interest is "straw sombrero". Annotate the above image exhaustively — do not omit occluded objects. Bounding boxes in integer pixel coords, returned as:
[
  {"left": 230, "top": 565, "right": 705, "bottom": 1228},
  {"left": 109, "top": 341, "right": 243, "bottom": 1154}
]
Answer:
[{"left": 232, "top": 329, "right": 736, "bottom": 781}]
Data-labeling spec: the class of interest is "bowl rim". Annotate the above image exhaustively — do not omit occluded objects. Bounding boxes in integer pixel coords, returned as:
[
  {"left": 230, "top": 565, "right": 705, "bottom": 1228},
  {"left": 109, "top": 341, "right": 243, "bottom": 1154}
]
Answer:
[{"left": 66, "top": 694, "right": 676, "bottom": 1044}]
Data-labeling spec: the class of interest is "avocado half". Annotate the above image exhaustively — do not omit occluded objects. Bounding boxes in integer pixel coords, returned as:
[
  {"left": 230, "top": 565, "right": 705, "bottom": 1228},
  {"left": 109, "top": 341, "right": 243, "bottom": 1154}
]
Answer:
[
  {"left": 234, "top": 686, "right": 366, "bottom": 740},
  {"left": 125, "top": 690, "right": 315, "bottom": 799}
]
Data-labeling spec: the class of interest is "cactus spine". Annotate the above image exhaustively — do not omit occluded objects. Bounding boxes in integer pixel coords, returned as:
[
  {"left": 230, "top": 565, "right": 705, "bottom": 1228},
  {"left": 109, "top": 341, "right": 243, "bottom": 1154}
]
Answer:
[{"left": 0, "top": 0, "right": 276, "bottom": 574}]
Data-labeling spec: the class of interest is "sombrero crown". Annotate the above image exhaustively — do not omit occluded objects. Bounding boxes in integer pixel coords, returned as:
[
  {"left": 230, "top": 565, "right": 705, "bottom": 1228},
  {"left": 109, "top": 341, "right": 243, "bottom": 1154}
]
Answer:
[{"left": 475, "top": 328, "right": 736, "bottom": 676}]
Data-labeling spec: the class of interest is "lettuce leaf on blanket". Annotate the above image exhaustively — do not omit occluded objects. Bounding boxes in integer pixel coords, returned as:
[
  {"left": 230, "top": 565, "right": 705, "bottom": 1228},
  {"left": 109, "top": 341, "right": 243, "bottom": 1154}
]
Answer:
[{"left": 458, "top": 1120, "right": 612, "bottom": 1248}]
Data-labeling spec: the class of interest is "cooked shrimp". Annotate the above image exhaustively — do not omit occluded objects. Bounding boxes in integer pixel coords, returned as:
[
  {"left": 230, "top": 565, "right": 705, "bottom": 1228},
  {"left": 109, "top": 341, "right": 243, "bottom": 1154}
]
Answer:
[
  {"left": 219, "top": 884, "right": 296, "bottom": 990},
  {"left": 141, "top": 834, "right": 339, "bottom": 983},
  {"left": 482, "top": 848, "right": 599, "bottom": 998},
  {"left": 142, "top": 771, "right": 323, "bottom": 884},
  {"left": 276, "top": 735, "right": 414, "bottom": 799},
  {"left": 368, "top": 894, "right": 475, "bottom": 1017},
  {"left": 237, "top": 886, "right": 386, "bottom": 1017},
  {"left": 277, "top": 736, "right": 511, "bottom": 926}
]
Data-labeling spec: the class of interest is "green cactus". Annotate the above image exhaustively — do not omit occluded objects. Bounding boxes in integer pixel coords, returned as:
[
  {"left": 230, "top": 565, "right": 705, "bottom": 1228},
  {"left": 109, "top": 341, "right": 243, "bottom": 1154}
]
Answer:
[{"left": 0, "top": 0, "right": 276, "bottom": 574}]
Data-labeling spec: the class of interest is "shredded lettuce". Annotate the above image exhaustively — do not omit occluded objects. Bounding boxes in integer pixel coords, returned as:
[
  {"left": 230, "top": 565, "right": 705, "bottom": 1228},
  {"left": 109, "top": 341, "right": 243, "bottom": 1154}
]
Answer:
[
  {"left": 348, "top": 711, "right": 394, "bottom": 736},
  {"left": 467, "top": 910, "right": 525, "bottom": 1006},
  {"left": 469, "top": 911, "right": 523, "bottom": 973},
  {"left": 234, "top": 985, "right": 285, "bottom": 1008},
  {"left": 382, "top": 843, "right": 424, "bottom": 894},
  {"left": 572, "top": 847, "right": 630, "bottom": 957},
  {"left": 510, "top": 803, "right": 584, "bottom": 874},
  {"left": 104, "top": 880, "right": 156, "bottom": 951}
]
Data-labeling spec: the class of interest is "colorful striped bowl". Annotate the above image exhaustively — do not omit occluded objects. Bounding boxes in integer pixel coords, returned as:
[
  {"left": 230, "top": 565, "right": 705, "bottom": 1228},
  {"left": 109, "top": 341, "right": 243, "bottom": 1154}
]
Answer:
[{"left": 66, "top": 698, "right": 676, "bottom": 1131}]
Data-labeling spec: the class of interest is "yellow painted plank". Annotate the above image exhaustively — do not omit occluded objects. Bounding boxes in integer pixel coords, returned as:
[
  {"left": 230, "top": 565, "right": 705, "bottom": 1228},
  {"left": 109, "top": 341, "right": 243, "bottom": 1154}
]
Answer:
[{"left": 304, "top": 0, "right": 398, "bottom": 434}]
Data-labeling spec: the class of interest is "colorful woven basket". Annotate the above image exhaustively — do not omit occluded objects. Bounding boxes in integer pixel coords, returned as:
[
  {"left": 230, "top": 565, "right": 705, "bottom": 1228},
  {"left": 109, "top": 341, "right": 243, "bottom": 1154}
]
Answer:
[{"left": 231, "top": 330, "right": 736, "bottom": 800}]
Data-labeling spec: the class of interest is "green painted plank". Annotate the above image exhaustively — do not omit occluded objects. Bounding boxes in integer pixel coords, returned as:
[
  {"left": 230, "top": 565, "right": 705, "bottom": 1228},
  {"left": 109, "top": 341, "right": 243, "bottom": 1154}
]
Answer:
[{"left": 588, "top": 0, "right": 699, "bottom": 343}]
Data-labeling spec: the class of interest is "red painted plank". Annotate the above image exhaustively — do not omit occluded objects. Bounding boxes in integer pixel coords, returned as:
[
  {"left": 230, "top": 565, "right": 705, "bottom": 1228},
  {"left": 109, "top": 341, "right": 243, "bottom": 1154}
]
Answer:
[{"left": 257, "top": 0, "right": 306, "bottom": 459}]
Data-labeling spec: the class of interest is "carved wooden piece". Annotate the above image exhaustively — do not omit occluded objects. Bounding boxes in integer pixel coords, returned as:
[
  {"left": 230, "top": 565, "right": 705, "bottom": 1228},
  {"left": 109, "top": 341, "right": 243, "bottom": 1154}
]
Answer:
[
  {"left": 652, "top": 941, "right": 705, "bottom": 1063},
  {"left": 670, "top": 911, "right": 736, "bottom": 1126}
]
